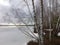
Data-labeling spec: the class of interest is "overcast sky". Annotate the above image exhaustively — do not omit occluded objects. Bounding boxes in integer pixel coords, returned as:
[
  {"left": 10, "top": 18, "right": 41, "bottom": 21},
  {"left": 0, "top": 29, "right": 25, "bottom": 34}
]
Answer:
[
  {"left": 0, "top": 0, "right": 10, "bottom": 6},
  {"left": 0, "top": 0, "right": 34, "bottom": 24}
]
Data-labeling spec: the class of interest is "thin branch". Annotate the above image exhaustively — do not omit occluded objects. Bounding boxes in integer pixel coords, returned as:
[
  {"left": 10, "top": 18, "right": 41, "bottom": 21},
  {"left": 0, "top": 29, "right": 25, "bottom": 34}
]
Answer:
[
  {"left": 15, "top": 9, "right": 38, "bottom": 39},
  {"left": 11, "top": 22, "right": 38, "bottom": 40},
  {"left": 56, "top": 16, "right": 60, "bottom": 29},
  {"left": 23, "top": 0, "right": 33, "bottom": 20}
]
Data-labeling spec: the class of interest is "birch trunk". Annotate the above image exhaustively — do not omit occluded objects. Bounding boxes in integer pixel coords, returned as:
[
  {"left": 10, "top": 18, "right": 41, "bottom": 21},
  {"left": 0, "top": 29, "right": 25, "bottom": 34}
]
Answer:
[
  {"left": 38, "top": 0, "right": 44, "bottom": 45},
  {"left": 32, "top": 0, "right": 44, "bottom": 45}
]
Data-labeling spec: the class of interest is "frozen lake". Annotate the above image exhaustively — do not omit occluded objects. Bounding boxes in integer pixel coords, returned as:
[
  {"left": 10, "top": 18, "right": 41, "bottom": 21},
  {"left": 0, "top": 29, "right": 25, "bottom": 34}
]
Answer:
[{"left": 0, "top": 26, "right": 33, "bottom": 45}]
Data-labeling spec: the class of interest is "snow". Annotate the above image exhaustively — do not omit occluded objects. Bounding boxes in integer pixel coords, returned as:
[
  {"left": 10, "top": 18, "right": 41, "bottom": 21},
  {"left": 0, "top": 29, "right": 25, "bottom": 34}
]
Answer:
[{"left": 57, "top": 32, "right": 60, "bottom": 36}]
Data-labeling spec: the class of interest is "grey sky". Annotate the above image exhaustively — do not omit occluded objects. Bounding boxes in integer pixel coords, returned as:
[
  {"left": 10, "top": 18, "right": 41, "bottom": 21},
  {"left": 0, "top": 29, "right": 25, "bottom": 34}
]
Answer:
[{"left": 0, "top": 0, "right": 34, "bottom": 24}]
